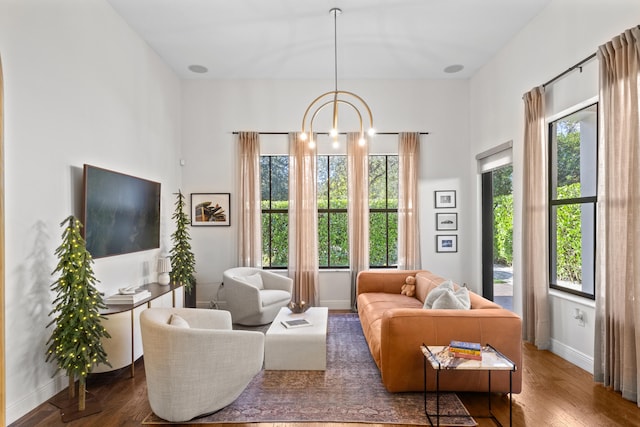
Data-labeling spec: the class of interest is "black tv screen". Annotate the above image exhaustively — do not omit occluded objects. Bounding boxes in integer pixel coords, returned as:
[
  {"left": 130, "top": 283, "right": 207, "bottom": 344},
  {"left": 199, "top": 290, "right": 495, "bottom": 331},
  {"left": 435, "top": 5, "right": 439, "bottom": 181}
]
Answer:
[{"left": 82, "top": 165, "right": 161, "bottom": 258}]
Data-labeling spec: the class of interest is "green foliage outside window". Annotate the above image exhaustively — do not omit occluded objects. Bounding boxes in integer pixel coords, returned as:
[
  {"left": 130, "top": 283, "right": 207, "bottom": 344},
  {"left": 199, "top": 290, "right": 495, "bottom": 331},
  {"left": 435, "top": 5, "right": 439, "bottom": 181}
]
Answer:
[
  {"left": 555, "top": 183, "right": 583, "bottom": 283},
  {"left": 555, "top": 121, "right": 581, "bottom": 188},
  {"left": 369, "top": 211, "right": 398, "bottom": 266},
  {"left": 493, "top": 193, "right": 513, "bottom": 266},
  {"left": 492, "top": 166, "right": 513, "bottom": 266},
  {"left": 262, "top": 206, "right": 289, "bottom": 267},
  {"left": 492, "top": 170, "right": 583, "bottom": 283}
]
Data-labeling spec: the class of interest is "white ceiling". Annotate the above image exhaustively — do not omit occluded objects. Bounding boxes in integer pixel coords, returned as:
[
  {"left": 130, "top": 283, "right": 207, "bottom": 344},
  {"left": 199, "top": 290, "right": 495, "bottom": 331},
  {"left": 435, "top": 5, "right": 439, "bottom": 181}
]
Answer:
[{"left": 106, "top": 0, "right": 551, "bottom": 80}]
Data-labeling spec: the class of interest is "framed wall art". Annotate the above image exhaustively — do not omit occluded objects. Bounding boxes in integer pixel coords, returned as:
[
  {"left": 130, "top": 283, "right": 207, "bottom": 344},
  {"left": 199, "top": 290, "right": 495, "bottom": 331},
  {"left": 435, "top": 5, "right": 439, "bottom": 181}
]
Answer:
[
  {"left": 434, "top": 190, "right": 456, "bottom": 208},
  {"left": 436, "top": 213, "right": 458, "bottom": 231},
  {"left": 191, "top": 193, "right": 230, "bottom": 226},
  {"left": 436, "top": 235, "right": 458, "bottom": 253}
]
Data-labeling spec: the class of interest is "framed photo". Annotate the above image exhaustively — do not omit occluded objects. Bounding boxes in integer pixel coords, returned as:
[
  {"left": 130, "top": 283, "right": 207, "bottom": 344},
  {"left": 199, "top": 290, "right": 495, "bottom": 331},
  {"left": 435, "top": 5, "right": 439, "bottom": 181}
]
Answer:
[
  {"left": 434, "top": 190, "right": 456, "bottom": 208},
  {"left": 191, "top": 193, "right": 230, "bottom": 226},
  {"left": 436, "top": 235, "right": 458, "bottom": 253},
  {"left": 436, "top": 213, "right": 458, "bottom": 231}
]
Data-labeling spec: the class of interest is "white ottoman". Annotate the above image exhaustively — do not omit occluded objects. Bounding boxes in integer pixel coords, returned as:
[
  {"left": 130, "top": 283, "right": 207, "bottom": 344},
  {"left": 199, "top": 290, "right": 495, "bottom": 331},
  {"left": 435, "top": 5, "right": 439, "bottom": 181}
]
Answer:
[{"left": 264, "top": 306, "right": 329, "bottom": 370}]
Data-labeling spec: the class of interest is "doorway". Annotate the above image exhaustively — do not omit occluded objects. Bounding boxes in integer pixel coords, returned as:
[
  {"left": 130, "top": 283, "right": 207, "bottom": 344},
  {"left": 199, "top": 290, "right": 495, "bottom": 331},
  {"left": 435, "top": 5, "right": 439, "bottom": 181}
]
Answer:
[{"left": 481, "top": 165, "right": 513, "bottom": 311}]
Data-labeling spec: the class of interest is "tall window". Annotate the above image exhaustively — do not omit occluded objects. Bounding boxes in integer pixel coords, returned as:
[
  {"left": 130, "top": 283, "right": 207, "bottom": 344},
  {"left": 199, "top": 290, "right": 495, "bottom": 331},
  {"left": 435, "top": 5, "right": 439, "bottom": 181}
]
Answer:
[
  {"left": 260, "top": 156, "right": 289, "bottom": 268},
  {"left": 260, "top": 153, "right": 398, "bottom": 269},
  {"left": 369, "top": 155, "right": 398, "bottom": 267},
  {"left": 317, "top": 155, "right": 349, "bottom": 268},
  {"left": 549, "top": 103, "right": 597, "bottom": 298}
]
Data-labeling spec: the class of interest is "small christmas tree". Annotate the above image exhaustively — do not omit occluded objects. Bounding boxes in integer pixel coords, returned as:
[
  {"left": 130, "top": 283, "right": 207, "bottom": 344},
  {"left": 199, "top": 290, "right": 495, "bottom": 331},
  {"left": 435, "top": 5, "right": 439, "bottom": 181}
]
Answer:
[
  {"left": 46, "top": 216, "right": 111, "bottom": 412},
  {"left": 170, "top": 190, "right": 196, "bottom": 293}
]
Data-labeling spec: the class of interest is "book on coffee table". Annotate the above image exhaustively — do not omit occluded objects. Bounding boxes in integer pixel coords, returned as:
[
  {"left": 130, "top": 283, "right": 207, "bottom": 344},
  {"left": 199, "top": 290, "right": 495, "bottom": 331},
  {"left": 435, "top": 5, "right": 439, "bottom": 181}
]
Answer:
[{"left": 281, "top": 318, "right": 312, "bottom": 329}]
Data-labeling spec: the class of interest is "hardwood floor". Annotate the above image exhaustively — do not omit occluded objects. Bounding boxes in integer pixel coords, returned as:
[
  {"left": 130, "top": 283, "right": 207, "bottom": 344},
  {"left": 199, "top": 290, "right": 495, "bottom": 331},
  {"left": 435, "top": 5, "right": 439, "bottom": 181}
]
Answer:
[{"left": 10, "top": 343, "right": 640, "bottom": 426}]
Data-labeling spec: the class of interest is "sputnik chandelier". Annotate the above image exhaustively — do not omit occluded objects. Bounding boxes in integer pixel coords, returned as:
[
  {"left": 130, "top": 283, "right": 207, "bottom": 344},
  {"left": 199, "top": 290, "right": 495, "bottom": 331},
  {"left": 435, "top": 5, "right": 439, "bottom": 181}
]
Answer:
[{"left": 299, "top": 8, "right": 375, "bottom": 148}]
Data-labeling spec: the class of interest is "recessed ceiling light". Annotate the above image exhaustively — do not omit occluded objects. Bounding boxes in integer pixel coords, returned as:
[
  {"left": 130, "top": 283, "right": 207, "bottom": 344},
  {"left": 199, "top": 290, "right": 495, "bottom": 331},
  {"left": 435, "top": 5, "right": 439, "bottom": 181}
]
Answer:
[
  {"left": 444, "top": 64, "right": 464, "bottom": 74},
  {"left": 188, "top": 64, "right": 208, "bottom": 74}
]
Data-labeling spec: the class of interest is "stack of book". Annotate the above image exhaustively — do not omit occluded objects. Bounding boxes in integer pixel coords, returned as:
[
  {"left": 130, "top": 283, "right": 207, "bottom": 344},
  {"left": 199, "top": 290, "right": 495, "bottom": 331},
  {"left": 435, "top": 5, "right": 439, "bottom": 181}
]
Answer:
[
  {"left": 105, "top": 289, "right": 151, "bottom": 305},
  {"left": 449, "top": 340, "right": 482, "bottom": 360}
]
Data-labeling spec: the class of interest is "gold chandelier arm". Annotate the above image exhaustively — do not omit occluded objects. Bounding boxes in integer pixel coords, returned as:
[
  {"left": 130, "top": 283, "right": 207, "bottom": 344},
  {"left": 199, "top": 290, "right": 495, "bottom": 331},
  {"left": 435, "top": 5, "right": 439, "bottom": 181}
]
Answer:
[
  {"left": 308, "top": 98, "right": 364, "bottom": 138},
  {"left": 337, "top": 90, "right": 374, "bottom": 130},
  {"left": 301, "top": 91, "right": 339, "bottom": 134},
  {"left": 302, "top": 92, "right": 371, "bottom": 135}
]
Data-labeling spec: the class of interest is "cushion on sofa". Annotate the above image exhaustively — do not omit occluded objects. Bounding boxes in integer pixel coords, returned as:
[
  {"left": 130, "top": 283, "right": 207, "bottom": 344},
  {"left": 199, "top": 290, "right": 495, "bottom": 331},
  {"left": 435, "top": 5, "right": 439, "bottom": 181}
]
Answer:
[{"left": 423, "top": 280, "right": 471, "bottom": 310}]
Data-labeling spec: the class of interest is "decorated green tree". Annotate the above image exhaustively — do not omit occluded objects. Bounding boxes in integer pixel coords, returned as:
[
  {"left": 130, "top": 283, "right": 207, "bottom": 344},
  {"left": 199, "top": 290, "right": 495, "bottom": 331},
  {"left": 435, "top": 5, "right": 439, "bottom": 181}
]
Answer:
[
  {"left": 170, "top": 190, "right": 196, "bottom": 294},
  {"left": 46, "top": 216, "right": 111, "bottom": 412}
]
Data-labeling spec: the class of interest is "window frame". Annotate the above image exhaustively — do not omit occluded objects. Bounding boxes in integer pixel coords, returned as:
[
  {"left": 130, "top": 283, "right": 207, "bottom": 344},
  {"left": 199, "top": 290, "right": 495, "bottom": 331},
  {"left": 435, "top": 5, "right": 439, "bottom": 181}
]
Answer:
[
  {"left": 368, "top": 154, "right": 398, "bottom": 268},
  {"left": 547, "top": 102, "right": 598, "bottom": 299},
  {"left": 317, "top": 154, "right": 349, "bottom": 269},
  {"left": 260, "top": 155, "right": 289, "bottom": 270},
  {"left": 260, "top": 152, "right": 399, "bottom": 270}
]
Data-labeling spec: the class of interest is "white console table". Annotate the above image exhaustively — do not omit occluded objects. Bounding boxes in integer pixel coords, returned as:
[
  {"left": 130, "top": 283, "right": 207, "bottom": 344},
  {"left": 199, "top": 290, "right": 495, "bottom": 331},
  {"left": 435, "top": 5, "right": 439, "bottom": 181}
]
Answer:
[{"left": 93, "top": 283, "right": 184, "bottom": 377}]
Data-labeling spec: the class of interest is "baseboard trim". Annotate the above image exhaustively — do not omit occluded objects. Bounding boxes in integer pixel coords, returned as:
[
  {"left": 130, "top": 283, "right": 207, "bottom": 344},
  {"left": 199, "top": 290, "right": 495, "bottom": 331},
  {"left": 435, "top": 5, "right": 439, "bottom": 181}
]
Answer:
[
  {"left": 550, "top": 338, "right": 594, "bottom": 374},
  {"left": 7, "top": 374, "right": 66, "bottom": 424},
  {"left": 320, "top": 299, "right": 352, "bottom": 310}
]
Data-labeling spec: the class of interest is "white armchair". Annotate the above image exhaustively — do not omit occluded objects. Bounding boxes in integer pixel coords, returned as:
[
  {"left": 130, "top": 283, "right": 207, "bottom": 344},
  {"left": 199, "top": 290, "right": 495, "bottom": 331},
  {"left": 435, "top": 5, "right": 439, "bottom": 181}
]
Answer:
[
  {"left": 140, "top": 308, "right": 264, "bottom": 422},
  {"left": 223, "top": 267, "right": 293, "bottom": 325}
]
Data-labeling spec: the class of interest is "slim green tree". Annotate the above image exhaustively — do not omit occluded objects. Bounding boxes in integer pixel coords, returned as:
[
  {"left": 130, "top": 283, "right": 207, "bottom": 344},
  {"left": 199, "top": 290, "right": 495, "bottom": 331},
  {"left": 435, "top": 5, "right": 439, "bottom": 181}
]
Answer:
[
  {"left": 170, "top": 190, "right": 196, "bottom": 292},
  {"left": 46, "top": 216, "right": 110, "bottom": 411}
]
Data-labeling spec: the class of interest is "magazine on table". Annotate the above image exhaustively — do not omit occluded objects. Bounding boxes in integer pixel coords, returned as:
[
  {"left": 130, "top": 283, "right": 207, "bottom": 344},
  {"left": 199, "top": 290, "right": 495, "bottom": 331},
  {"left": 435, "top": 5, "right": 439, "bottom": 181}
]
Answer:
[{"left": 281, "top": 318, "right": 312, "bottom": 329}]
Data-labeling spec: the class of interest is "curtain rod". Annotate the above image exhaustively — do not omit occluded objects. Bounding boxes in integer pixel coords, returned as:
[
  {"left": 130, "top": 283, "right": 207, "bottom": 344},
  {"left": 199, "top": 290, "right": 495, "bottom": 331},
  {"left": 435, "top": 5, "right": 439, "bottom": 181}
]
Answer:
[
  {"left": 232, "top": 131, "right": 429, "bottom": 136},
  {"left": 542, "top": 52, "right": 597, "bottom": 88}
]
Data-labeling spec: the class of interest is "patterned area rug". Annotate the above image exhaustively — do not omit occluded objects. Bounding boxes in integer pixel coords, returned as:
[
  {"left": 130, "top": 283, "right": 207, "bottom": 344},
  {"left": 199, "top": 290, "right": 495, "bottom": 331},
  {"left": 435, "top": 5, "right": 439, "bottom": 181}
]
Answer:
[{"left": 143, "top": 313, "right": 475, "bottom": 426}]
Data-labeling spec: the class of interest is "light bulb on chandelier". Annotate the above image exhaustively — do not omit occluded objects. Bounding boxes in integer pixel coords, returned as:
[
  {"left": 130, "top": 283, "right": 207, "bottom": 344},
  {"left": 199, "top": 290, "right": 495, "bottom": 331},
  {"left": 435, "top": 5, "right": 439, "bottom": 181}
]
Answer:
[{"left": 300, "top": 8, "right": 375, "bottom": 149}]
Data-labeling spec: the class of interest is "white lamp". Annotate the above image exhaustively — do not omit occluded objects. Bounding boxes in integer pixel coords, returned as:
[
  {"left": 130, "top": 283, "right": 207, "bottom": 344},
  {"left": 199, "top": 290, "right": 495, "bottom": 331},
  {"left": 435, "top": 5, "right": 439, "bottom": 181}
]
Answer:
[{"left": 157, "top": 257, "right": 172, "bottom": 286}]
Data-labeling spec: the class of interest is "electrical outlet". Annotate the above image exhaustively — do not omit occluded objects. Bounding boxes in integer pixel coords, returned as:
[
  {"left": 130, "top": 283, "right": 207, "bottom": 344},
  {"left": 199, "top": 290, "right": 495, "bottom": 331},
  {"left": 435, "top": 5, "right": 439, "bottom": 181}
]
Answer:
[{"left": 574, "top": 308, "right": 585, "bottom": 327}]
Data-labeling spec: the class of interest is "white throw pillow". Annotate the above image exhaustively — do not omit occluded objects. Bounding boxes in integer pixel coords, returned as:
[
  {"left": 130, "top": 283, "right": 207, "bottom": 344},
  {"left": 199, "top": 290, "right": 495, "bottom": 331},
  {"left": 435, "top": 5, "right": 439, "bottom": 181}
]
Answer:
[
  {"left": 241, "top": 272, "right": 264, "bottom": 290},
  {"left": 423, "top": 280, "right": 471, "bottom": 310},
  {"left": 168, "top": 314, "right": 190, "bottom": 328}
]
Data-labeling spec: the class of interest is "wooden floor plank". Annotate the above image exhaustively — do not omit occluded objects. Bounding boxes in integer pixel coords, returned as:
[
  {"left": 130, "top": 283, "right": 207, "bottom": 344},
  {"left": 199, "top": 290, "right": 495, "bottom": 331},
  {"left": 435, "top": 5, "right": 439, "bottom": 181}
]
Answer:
[{"left": 9, "top": 342, "right": 640, "bottom": 426}]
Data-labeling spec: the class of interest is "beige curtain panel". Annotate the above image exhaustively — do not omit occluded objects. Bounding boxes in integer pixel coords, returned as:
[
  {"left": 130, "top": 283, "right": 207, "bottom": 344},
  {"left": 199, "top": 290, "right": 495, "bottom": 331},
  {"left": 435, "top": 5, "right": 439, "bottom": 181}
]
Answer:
[
  {"left": 522, "top": 86, "right": 551, "bottom": 350},
  {"left": 288, "top": 133, "right": 319, "bottom": 306},
  {"left": 347, "top": 132, "right": 370, "bottom": 308},
  {"left": 594, "top": 26, "right": 640, "bottom": 405},
  {"left": 237, "top": 131, "right": 262, "bottom": 267},
  {"left": 397, "top": 132, "right": 421, "bottom": 270}
]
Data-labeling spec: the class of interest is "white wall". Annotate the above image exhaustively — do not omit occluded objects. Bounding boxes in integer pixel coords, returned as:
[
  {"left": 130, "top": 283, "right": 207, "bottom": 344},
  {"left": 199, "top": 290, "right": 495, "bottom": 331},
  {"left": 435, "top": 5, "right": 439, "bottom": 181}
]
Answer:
[
  {"left": 469, "top": 0, "right": 640, "bottom": 372},
  {"left": 181, "top": 78, "right": 473, "bottom": 307},
  {"left": 0, "top": 0, "right": 182, "bottom": 423}
]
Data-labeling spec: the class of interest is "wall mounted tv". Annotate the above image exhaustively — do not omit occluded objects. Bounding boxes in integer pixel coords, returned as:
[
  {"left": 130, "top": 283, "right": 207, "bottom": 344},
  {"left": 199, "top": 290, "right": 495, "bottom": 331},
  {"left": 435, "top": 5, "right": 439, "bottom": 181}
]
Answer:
[{"left": 82, "top": 164, "right": 161, "bottom": 258}]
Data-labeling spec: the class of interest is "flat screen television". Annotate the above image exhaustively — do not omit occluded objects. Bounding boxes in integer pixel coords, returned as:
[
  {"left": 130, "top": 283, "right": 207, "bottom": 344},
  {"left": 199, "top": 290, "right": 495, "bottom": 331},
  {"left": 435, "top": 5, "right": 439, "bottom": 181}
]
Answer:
[{"left": 82, "top": 164, "right": 161, "bottom": 258}]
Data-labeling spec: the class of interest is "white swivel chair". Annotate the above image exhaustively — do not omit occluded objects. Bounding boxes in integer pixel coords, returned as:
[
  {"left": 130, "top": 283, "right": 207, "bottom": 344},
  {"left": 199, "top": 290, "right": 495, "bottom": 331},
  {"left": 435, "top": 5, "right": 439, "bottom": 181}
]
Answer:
[
  {"left": 140, "top": 308, "right": 264, "bottom": 422},
  {"left": 223, "top": 267, "right": 293, "bottom": 325}
]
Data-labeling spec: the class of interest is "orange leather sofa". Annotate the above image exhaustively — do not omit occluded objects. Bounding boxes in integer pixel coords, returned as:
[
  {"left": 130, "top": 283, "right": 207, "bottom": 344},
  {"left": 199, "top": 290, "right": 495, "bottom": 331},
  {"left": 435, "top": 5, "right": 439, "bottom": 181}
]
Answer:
[{"left": 356, "top": 269, "right": 522, "bottom": 393}]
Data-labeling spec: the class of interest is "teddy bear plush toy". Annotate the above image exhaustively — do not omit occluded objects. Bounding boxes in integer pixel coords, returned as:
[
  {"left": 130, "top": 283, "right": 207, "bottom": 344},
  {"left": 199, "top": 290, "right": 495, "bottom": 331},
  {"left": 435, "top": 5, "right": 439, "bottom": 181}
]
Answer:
[{"left": 400, "top": 275, "right": 416, "bottom": 297}]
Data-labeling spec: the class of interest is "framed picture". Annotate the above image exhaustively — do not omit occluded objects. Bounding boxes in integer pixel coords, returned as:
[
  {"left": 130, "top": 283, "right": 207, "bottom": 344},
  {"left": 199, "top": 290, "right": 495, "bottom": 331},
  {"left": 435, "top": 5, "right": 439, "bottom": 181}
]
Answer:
[
  {"left": 436, "top": 213, "right": 458, "bottom": 231},
  {"left": 436, "top": 235, "right": 458, "bottom": 253},
  {"left": 434, "top": 190, "right": 456, "bottom": 208},
  {"left": 191, "top": 193, "right": 230, "bottom": 226}
]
